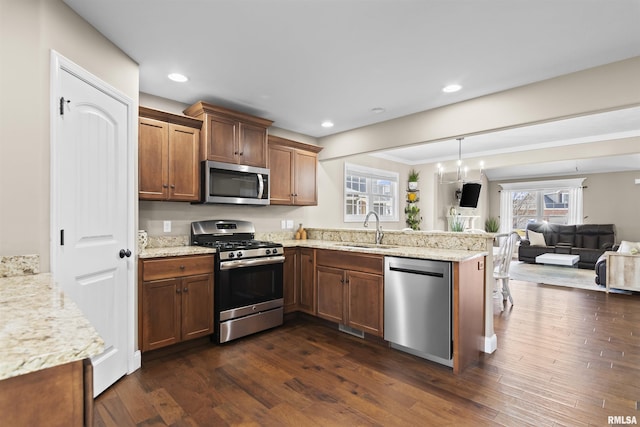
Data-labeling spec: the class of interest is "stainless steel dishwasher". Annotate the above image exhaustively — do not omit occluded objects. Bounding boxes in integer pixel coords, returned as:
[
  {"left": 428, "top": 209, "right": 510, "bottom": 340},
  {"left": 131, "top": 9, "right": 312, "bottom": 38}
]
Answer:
[{"left": 384, "top": 256, "right": 453, "bottom": 367}]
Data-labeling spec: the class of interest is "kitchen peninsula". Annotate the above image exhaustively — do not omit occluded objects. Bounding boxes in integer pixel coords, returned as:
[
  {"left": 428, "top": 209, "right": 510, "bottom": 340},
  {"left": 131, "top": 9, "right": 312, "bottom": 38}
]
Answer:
[{"left": 139, "top": 227, "right": 492, "bottom": 374}]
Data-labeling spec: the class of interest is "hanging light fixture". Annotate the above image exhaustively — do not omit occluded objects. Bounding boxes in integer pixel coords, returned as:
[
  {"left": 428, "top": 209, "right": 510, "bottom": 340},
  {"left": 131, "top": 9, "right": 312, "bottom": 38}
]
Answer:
[{"left": 437, "top": 137, "right": 484, "bottom": 184}]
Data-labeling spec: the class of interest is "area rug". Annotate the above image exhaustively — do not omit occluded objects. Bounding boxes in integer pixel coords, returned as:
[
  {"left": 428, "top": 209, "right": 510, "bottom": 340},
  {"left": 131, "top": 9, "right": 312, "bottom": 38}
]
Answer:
[{"left": 508, "top": 261, "right": 604, "bottom": 291}]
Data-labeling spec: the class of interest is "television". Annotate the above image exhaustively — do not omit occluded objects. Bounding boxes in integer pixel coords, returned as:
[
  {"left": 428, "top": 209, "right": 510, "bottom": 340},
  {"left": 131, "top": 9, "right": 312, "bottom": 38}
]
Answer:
[{"left": 459, "top": 183, "right": 481, "bottom": 208}]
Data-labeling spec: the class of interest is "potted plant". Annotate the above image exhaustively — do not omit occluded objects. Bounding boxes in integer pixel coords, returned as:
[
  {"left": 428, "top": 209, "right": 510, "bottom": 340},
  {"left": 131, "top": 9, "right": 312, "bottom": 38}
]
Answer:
[
  {"left": 484, "top": 216, "right": 500, "bottom": 233},
  {"left": 404, "top": 204, "right": 422, "bottom": 230},
  {"left": 451, "top": 217, "right": 465, "bottom": 232},
  {"left": 408, "top": 169, "right": 419, "bottom": 190}
]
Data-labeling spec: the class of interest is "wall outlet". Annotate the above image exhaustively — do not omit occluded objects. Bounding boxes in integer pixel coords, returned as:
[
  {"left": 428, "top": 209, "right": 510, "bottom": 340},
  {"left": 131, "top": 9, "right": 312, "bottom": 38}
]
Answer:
[
  {"left": 286, "top": 220, "right": 294, "bottom": 229},
  {"left": 281, "top": 220, "right": 286, "bottom": 229},
  {"left": 163, "top": 220, "right": 171, "bottom": 232}
]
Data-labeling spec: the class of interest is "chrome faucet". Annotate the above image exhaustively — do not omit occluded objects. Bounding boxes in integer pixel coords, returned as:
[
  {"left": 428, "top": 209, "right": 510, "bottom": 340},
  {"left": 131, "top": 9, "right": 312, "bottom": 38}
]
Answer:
[{"left": 364, "top": 211, "right": 384, "bottom": 245}]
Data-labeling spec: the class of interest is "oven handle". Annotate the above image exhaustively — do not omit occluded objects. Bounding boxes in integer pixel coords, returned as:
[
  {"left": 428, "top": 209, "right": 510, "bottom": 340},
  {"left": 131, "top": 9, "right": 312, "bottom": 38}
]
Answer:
[{"left": 219, "top": 255, "right": 285, "bottom": 270}]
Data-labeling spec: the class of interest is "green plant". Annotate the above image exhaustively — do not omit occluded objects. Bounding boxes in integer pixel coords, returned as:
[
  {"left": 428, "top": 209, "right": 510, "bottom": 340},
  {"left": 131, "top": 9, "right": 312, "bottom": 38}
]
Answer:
[
  {"left": 450, "top": 218, "right": 465, "bottom": 232},
  {"left": 484, "top": 216, "right": 500, "bottom": 233},
  {"left": 408, "top": 168, "right": 420, "bottom": 182},
  {"left": 404, "top": 204, "right": 422, "bottom": 230}
]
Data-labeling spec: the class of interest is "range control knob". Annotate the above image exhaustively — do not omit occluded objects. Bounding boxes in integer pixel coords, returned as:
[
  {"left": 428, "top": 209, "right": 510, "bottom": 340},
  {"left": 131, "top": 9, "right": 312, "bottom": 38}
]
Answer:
[
  {"left": 272, "top": 248, "right": 278, "bottom": 254},
  {"left": 228, "top": 252, "right": 235, "bottom": 259},
  {"left": 266, "top": 249, "right": 271, "bottom": 255},
  {"left": 236, "top": 251, "right": 243, "bottom": 258}
]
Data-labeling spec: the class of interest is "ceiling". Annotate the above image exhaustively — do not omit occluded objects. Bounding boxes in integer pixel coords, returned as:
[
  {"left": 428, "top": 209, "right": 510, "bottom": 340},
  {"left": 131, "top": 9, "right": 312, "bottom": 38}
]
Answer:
[
  {"left": 63, "top": 0, "right": 640, "bottom": 179},
  {"left": 371, "top": 106, "right": 640, "bottom": 179}
]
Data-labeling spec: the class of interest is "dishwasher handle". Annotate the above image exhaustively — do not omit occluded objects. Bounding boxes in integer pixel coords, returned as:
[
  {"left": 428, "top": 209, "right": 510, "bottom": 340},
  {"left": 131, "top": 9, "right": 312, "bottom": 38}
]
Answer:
[{"left": 388, "top": 265, "right": 444, "bottom": 278}]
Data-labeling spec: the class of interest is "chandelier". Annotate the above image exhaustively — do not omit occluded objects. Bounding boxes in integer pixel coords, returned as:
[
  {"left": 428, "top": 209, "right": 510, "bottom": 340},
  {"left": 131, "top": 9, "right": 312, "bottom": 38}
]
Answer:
[{"left": 437, "top": 137, "right": 484, "bottom": 184}]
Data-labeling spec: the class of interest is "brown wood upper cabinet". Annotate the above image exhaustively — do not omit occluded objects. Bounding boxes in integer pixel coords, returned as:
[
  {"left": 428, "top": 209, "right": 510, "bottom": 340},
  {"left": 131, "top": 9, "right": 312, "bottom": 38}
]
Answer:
[
  {"left": 138, "top": 107, "right": 202, "bottom": 201},
  {"left": 315, "top": 249, "right": 384, "bottom": 337},
  {"left": 268, "top": 135, "right": 323, "bottom": 206},
  {"left": 184, "top": 101, "right": 273, "bottom": 168},
  {"left": 138, "top": 255, "right": 214, "bottom": 352}
]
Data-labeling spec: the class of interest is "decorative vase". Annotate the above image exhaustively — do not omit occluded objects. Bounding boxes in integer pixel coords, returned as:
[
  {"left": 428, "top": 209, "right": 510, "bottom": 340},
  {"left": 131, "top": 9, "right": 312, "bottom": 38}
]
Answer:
[
  {"left": 137, "top": 230, "right": 148, "bottom": 252},
  {"left": 408, "top": 181, "right": 418, "bottom": 190}
]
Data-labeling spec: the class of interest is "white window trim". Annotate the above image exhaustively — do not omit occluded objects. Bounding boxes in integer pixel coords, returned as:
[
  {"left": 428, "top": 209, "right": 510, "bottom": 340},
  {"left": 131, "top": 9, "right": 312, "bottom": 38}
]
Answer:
[{"left": 344, "top": 162, "right": 399, "bottom": 223}]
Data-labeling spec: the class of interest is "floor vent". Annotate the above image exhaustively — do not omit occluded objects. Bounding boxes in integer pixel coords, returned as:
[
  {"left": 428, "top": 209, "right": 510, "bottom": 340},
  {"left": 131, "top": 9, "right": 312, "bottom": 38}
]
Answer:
[{"left": 339, "top": 324, "right": 365, "bottom": 338}]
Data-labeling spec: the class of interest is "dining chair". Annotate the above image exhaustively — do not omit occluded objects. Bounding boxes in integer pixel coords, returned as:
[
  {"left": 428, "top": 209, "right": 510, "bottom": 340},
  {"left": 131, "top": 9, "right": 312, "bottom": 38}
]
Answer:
[{"left": 493, "top": 231, "right": 520, "bottom": 310}]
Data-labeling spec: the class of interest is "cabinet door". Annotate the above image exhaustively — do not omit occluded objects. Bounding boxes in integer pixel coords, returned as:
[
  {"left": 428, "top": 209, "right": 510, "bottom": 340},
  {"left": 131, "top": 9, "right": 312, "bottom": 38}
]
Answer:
[
  {"left": 138, "top": 117, "right": 169, "bottom": 200},
  {"left": 142, "top": 278, "right": 181, "bottom": 351},
  {"left": 346, "top": 271, "right": 383, "bottom": 337},
  {"left": 283, "top": 248, "right": 299, "bottom": 313},
  {"left": 180, "top": 274, "right": 214, "bottom": 341},
  {"left": 316, "top": 265, "right": 345, "bottom": 324},
  {"left": 293, "top": 149, "right": 318, "bottom": 206},
  {"left": 206, "top": 115, "right": 238, "bottom": 163},
  {"left": 239, "top": 122, "right": 267, "bottom": 167},
  {"left": 168, "top": 124, "right": 200, "bottom": 201},
  {"left": 268, "top": 144, "right": 295, "bottom": 205},
  {"left": 299, "top": 248, "right": 316, "bottom": 314}
]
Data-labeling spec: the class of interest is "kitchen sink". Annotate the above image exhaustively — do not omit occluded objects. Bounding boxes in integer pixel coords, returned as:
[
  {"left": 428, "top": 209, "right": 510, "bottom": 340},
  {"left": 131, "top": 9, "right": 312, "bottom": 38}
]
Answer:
[{"left": 336, "top": 243, "right": 398, "bottom": 250}]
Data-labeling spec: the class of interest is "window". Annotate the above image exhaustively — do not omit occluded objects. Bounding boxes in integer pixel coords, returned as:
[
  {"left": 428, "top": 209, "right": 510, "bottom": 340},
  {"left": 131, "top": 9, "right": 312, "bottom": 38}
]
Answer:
[
  {"left": 344, "top": 163, "right": 399, "bottom": 222},
  {"left": 500, "top": 178, "right": 585, "bottom": 233},
  {"left": 511, "top": 189, "right": 570, "bottom": 229}
]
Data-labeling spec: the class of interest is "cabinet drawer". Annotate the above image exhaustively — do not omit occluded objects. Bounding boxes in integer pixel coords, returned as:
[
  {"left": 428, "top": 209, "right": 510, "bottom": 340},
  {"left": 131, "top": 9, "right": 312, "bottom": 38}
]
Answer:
[
  {"left": 142, "top": 255, "right": 214, "bottom": 281},
  {"left": 316, "top": 249, "right": 383, "bottom": 275}
]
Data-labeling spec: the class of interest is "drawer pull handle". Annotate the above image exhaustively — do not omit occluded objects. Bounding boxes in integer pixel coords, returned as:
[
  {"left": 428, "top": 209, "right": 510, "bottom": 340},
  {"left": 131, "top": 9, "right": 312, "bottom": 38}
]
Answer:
[
  {"left": 179, "top": 265, "right": 185, "bottom": 269},
  {"left": 183, "top": 287, "right": 188, "bottom": 293}
]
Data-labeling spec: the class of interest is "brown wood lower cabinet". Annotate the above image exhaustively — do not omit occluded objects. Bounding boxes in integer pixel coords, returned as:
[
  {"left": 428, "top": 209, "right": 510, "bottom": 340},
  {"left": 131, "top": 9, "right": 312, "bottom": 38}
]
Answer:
[
  {"left": 0, "top": 359, "right": 93, "bottom": 427},
  {"left": 283, "top": 248, "right": 299, "bottom": 313},
  {"left": 316, "top": 249, "right": 384, "bottom": 337},
  {"left": 139, "top": 255, "right": 214, "bottom": 352},
  {"left": 298, "top": 248, "right": 316, "bottom": 315},
  {"left": 283, "top": 247, "right": 316, "bottom": 315}
]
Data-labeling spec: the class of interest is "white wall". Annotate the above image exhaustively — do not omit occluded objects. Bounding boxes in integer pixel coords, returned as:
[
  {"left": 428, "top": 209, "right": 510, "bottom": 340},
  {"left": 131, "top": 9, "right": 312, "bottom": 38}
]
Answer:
[{"left": 0, "top": 0, "right": 139, "bottom": 271}]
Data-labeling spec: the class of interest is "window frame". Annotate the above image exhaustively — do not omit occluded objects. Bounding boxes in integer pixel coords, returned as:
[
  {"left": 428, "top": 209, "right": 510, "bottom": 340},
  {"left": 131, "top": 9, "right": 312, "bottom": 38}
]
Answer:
[{"left": 343, "top": 162, "right": 399, "bottom": 223}]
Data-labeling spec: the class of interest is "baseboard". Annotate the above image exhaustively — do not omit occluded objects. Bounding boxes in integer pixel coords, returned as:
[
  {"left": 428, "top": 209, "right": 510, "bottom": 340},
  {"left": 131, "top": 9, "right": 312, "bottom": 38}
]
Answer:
[
  {"left": 483, "top": 334, "right": 497, "bottom": 353},
  {"left": 129, "top": 350, "right": 141, "bottom": 374}
]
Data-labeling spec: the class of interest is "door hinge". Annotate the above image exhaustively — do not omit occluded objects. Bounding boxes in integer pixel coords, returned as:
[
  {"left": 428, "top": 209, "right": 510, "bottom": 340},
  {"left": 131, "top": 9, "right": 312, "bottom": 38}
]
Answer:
[
  {"left": 59, "top": 97, "right": 70, "bottom": 115},
  {"left": 60, "top": 229, "right": 64, "bottom": 246}
]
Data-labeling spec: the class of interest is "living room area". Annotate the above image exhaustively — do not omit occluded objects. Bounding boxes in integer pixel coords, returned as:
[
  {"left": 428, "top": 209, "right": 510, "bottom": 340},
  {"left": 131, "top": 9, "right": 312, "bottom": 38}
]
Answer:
[{"left": 488, "top": 167, "right": 640, "bottom": 294}]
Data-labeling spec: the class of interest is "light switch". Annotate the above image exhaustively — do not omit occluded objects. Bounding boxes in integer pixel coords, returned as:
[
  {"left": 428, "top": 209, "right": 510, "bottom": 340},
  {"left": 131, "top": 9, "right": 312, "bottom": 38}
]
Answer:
[
  {"left": 281, "top": 220, "right": 286, "bottom": 229},
  {"left": 163, "top": 221, "right": 171, "bottom": 232},
  {"left": 286, "top": 220, "right": 294, "bottom": 229}
]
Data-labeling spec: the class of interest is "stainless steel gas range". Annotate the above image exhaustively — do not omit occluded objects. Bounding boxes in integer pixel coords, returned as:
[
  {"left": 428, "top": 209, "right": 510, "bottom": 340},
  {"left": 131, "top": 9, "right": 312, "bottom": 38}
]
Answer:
[{"left": 190, "top": 219, "right": 284, "bottom": 343}]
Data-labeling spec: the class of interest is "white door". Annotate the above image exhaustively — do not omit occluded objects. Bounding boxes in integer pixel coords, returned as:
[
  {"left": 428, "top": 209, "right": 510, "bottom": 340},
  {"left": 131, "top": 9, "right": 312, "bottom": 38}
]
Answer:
[{"left": 51, "top": 53, "right": 136, "bottom": 396}]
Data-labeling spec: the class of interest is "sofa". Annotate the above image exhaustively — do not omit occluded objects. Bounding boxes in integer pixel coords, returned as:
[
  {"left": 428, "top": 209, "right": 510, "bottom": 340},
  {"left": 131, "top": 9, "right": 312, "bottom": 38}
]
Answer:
[{"left": 518, "top": 222, "right": 616, "bottom": 269}]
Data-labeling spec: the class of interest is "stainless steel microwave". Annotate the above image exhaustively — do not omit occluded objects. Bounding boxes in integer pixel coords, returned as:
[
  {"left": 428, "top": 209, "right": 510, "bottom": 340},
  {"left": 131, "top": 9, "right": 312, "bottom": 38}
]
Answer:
[{"left": 200, "top": 161, "right": 270, "bottom": 205}]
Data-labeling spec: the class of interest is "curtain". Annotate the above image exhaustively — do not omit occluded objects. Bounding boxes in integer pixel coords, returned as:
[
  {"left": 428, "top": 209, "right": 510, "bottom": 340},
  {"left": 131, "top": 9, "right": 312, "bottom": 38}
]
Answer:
[
  {"left": 568, "top": 186, "right": 584, "bottom": 225},
  {"left": 499, "top": 190, "right": 512, "bottom": 233}
]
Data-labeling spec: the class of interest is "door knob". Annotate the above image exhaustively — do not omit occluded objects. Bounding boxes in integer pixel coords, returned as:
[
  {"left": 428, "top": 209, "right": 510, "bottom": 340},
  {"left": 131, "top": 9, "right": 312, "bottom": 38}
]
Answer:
[{"left": 119, "top": 249, "right": 132, "bottom": 258}]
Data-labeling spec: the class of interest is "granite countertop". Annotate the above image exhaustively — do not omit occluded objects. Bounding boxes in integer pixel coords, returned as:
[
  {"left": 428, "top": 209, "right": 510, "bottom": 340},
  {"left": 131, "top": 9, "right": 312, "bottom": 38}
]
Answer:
[
  {"left": 281, "top": 239, "right": 487, "bottom": 262},
  {"left": 0, "top": 274, "right": 104, "bottom": 381},
  {"left": 139, "top": 245, "right": 216, "bottom": 259},
  {"left": 137, "top": 240, "right": 486, "bottom": 262}
]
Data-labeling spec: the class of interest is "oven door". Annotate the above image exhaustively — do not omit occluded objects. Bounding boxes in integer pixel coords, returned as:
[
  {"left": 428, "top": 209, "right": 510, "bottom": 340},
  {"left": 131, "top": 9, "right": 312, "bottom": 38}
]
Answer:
[{"left": 217, "top": 255, "right": 284, "bottom": 314}]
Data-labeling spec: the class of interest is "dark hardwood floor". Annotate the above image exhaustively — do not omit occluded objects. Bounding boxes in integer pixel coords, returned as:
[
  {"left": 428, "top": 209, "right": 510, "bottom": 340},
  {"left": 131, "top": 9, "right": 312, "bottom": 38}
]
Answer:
[{"left": 95, "top": 281, "right": 640, "bottom": 426}]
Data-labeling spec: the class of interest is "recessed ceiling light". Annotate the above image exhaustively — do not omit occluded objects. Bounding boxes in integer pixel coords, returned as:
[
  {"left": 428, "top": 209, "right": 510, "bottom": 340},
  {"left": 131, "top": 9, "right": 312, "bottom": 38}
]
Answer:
[
  {"left": 168, "top": 73, "right": 189, "bottom": 83},
  {"left": 321, "top": 121, "right": 334, "bottom": 128},
  {"left": 442, "top": 84, "right": 462, "bottom": 93},
  {"left": 371, "top": 107, "right": 385, "bottom": 114}
]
